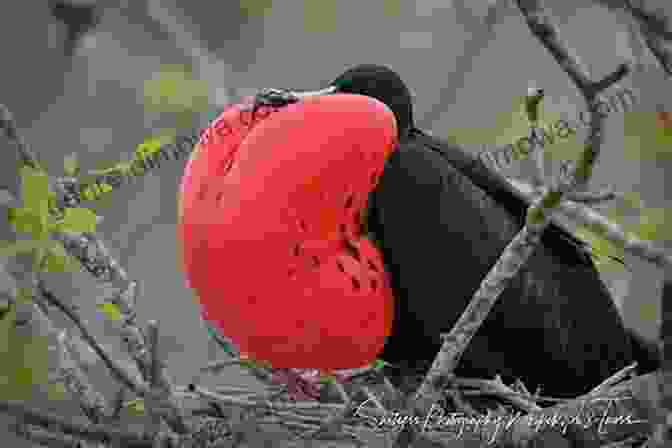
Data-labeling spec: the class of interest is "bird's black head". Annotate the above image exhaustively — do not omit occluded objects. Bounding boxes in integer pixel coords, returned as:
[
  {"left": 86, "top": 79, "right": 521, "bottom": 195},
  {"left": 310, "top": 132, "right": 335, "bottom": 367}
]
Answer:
[{"left": 329, "top": 64, "right": 414, "bottom": 136}]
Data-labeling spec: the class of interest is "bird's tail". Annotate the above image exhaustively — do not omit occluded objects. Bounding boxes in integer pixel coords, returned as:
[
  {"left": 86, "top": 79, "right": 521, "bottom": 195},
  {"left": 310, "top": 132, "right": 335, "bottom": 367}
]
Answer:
[{"left": 627, "top": 327, "right": 661, "bottom": 375}]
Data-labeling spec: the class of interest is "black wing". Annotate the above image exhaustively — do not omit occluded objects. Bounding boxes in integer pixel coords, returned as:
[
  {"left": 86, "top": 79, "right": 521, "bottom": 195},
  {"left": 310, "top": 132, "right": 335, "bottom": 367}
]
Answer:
[{"left": 408, "top": 128, "right": 610, "bottom": 267}]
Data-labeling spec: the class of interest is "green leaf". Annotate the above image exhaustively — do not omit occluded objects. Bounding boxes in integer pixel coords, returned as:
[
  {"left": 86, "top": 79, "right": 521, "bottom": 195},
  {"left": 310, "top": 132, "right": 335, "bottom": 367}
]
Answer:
[
  {"left": 123, "top": 398, "right": 146, "bottom": 416},
  {"left": 134, "top": 135, "right": 173, "bottom": 163},
  {"left": 88, "top": 162, "right": 131, "bottom": 177},
  {"left": 632, "top": 207, "right": 672, "bottom": 242},
  {"left": 573, "top": 226, "right": 626, "bottom": 273},
  {"left": 524, "top": 90, "right": 545, "bottom": 123},
  {"left": 42, "top": 245, "right": 80, "bottom": 273},
  {"left": 0, "top": 305, "right": 51, "bottom": 400},
  {"left": 55, "top": 207, "right": 98, "bottom": 234},
  {"left": 11, "top": 166, "right": 52, "bottom": 239},
  {"left": 46, "top": 382, "right": 68, "bottom": 401},
  {"left": 0, "top": 238, "right": 60, "bottom": 258},
  {"left": 63, "top": 153, "right": 79, "bottom": 177},
  {"left": 97, "top": 302, "right": 123, "bottom": 322},
  {"left": 623, "top": 111, "right": 672, "bottom": 160},
  {"left": 7, "top": 208, "right": 44, "bottom": 237},
  {"left": 318, "top": 373, "right": 337, "bottom": 385},
  {"left": 20, "top": 166, "right": 50, "bottom": 212},
  {"left": 372, "top": 359, "right": 391, "bottom": 370}
]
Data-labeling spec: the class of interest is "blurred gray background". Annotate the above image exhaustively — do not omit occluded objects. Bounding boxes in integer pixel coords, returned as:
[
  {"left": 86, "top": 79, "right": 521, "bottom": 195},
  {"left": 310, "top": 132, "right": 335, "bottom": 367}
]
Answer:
[{"left": 0, "top": 0, "right": 670, "bottom": 446}]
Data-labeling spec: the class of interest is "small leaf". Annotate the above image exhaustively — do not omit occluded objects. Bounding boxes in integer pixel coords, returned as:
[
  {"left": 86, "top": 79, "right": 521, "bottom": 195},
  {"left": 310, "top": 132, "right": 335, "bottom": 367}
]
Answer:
[
  {"left": 6, "top": 208, "right": 43, "bottom": 237},
  {"left": 623, "top": 111, "right": 672, "bottom": 160},
  {"left": 525, "top": 90, "right": 545, "bottom": 123},
  {"left": 46, "top": 382, "right": 68, "bottom": 401},
  {"left": 88, "top": 161, "right": 132, "bottom": 177},
  {"left": 0, "top": 312, "right": 51, "bottom": 401},
  {"left": 123, "top": 398, "right": 146, "bottom": 416},
  {"left": 0, "top": 299, "right": 11, "bottom": 320},
  {"left": 19, "top": 173, "right": 50, "bottom": 240},
  {"left": 318, "top": 373, "right": 337, "bottom": 385},
  {"left": 55, "top": 207, "right": 98, "bottom": 234},
  {"left": 63, "top": 153, "right": 79, "bottom": 177},
  {"left": 97, "top": 302, "right": 123, "bottom": 322},
  {"left": 42, "top": 245, "right": 80, "bottom": 273},
  {"left": 0, "top": 239, "right": 59, "bottom": 259},
  {"left": 574, "top": 226, "right": 626, "bottom": 273},
  {"left": 621, "top": 191, "right": 644, "bottom": 210},
  {"left": 134, "top": 135, "right": 173, "bottom": 163},
  {"left": 633, "top": 207, "right": 672, "bottom": 242},
  {"left": 372, "top": 359, "right": 391, "bottom": 370}
]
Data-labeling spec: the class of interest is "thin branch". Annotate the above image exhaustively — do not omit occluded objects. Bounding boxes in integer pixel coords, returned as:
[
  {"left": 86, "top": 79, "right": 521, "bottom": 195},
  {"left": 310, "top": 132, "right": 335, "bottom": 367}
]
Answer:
[
  {"left": 11, "top": 422, "right": 87, "bottom": 448},
  {"left": 0, "top": 104, "right": 41, "bottom": 170},
  {"left": 587, "top": 362, "right": 639, "bottom": 396},
  {"left": 53, "top": 231, "right": 189, "bottom": 434},
  {"left": 565, "top": 186, "right": 618, "bottom": 204},
  {"left": 147, "top": 320, "right": 162, "bottom": 389},
  {"left": 0, "top": 400, "right": 157, "bottom": 448},
  {"left": 511, "top": 179, "right": 672, "bottom": 268},
  {"left": 9, "top": 279, "right": 111, "bottom": 426},
  {"left": 56, "top": 329, "right": 111, "bottom": 424},
  {"left": 524, "top": 87, "right": 548, "bottom": 187},
  {"left": 453, "top": 376, "right": 542, "bottom": 413},
  {"left": 110, "top": 386, "right": 126, "bottom": 422},
  {"left": 145, "top": 319, "right": 166, "bottom": 434},
  {"left": 37, "top": 278, "right": 144, "bottom": 392},
  {"left": 295, "top": 382, "right": 356, "bottom": 441},
  {"left": 623, "top": 0, "right": 672, "bottom": 76}
]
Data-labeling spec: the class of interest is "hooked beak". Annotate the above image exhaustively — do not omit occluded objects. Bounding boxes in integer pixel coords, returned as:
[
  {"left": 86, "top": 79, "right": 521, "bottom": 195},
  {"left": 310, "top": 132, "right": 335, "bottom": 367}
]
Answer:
[{"left": 292, "top": 86, "right": 337, "bottom": 99}]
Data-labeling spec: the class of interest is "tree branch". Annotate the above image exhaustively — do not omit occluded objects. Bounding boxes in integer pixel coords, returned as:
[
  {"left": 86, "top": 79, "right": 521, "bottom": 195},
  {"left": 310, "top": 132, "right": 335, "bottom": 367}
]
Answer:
[
  {"left": 0, "top": 400, "right": 157, "bottom": 448},
  {"left": 623, "top": 0, "right": 672, "bottom": 76},
  {"left": 37, "top": 278, "right": 144, "bottom": 393},
  {"left": 510, "top": 178, "right": 672, "bottom": 268}
]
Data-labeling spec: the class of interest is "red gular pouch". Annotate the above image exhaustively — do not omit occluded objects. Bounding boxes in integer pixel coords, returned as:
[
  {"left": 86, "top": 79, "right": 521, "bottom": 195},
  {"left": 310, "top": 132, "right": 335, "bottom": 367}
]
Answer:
[{"left": 178, "top": 93, "right": 398, "bottom": 370}]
